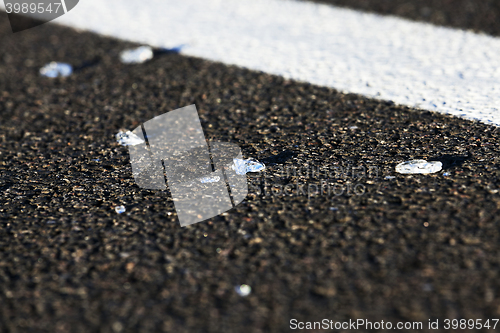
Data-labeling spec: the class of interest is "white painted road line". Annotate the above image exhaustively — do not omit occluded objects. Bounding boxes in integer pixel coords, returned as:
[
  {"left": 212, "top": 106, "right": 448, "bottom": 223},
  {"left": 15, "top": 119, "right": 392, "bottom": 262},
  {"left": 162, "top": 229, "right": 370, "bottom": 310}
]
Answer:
[{"left": 3, "top": 0, "right": 500, "bottom": 125}]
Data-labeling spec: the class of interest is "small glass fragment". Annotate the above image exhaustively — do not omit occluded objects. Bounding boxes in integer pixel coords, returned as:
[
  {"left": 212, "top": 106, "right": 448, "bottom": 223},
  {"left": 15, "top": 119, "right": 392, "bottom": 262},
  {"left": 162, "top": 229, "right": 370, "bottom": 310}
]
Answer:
[
  {"left": 40, "top": 62, "right": 73, "bottom": 78},
  {"left": 235, "top": 284, "right": 252, "bottom": 297},
  {"left": 385, "top": 176, "right": 396, "bottom": 180},
  {"left": 232, "top": 158, "right": 265, "bottom": 175},
  {"left": 120, "top": 46, "right": 154, "bottom": 64},
  {"left": 116, "top": 130, "right": 145, "bottom": 146},
  {"left": 115, "top": 205, "right": 126, "bottom": 214},
  {"left": 395, "top": 159, "right": 442, "bottom": 174},
  {"left": 200, "top": 175, "right": 220, "bottom": 183},
  {"left": 443, "top": 172, "right": 450, "bottom": 176}
]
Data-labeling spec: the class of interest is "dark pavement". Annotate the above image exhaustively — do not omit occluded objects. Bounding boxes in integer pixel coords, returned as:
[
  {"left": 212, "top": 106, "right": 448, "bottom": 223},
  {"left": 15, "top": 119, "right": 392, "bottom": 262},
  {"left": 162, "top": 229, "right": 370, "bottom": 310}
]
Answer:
[{"left": 311, "top": 0, "right": 500, "bottom": 37}]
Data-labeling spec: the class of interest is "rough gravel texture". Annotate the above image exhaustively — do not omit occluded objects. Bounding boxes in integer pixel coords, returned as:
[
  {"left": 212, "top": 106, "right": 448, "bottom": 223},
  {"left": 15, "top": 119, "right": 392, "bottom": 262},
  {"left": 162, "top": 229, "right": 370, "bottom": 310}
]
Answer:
[{"left": 2, "top": 11, "right": 500, "bottom": 333}]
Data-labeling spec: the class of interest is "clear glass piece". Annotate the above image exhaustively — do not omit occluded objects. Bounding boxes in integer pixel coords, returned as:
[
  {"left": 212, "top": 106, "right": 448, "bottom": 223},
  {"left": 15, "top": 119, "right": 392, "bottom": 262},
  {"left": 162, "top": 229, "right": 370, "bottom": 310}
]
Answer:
[
  {"left": 120, "top": 46, "right": 154, "bottom": 64},
  {"left": 232, "top": 158, "right": 265, "bottom": 175},
  {"left": 395, "top": 159, "right": 442, "bottom": 174},
  {"left": 40, "top": 62, "right": 73, "bottom": 78},
  {"left": 116, "top": 130, "right": 145, "bottom": 146},
  {"left": 115, "top": 205, "right": 126, "bottom": 214},
  {"left": 234, "top": 284, "right": 252, "bottom": 297},
  {"left": 199, "top": 175, "right": 221, "bottom": 183}
]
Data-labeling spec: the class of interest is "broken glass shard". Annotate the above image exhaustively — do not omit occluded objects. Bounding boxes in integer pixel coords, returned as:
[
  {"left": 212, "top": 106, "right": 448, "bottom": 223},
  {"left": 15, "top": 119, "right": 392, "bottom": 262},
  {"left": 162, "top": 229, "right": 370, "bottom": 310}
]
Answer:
[
  {"left": 115, "top": 205, "right": 126, "bottom": 214},
  {"left": 116, "top": 130, "right": 145, "bottom": 146},
  {"left": 232, "top": 158, "right": 265, "bottom": 175},
  {"left": 199, "top": 175, "right": 220, "bottom": 183},
  {"left": 234, "top": 284, "right": 252, "bottom": 297},
  {"left": 120, "top": 46, "right": 154, "bottom": 64},
  {"left": 395, "top": 160, "right": 442, "bottom": 174},
  {"left": 40, "top": 62, "right": 73, "bottom": 78}
]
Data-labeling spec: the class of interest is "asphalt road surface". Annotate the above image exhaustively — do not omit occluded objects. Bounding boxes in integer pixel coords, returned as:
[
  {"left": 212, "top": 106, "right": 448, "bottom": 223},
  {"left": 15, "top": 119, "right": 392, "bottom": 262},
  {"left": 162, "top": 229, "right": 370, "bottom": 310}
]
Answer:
[{"left": 1, "top": 5, "right": 500, "bottom": 333}]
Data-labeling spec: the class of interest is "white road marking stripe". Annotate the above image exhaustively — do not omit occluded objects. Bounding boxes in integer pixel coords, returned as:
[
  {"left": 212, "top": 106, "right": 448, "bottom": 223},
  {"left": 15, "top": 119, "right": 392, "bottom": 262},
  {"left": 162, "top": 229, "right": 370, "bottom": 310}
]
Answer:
[{"left": 2, "top": 0, "right": 500, "bottom": 125}]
